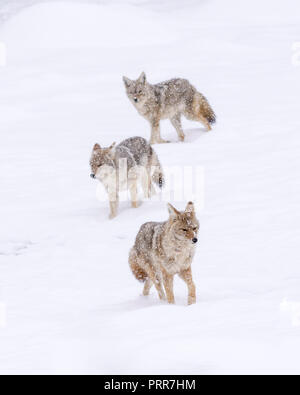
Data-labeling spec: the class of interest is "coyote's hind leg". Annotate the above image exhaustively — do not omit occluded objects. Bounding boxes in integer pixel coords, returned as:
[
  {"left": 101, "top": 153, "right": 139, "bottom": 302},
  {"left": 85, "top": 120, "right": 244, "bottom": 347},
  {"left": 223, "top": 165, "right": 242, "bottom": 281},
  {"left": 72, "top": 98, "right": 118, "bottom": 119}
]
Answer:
[
  {"left": 199, "top": 114, "right": 212, "bottom": 131},
  {"left": 179, "top": 267, "right": 196, "bottom": 305},
  {"left": 141, "top": 168, "right": 151, "bottom": 199},
  {"left": 129, "top": 178, "right": 139, "bottom": 208},
  {"left": 150, "top": 120, "right": 169, "bottom": 144}
]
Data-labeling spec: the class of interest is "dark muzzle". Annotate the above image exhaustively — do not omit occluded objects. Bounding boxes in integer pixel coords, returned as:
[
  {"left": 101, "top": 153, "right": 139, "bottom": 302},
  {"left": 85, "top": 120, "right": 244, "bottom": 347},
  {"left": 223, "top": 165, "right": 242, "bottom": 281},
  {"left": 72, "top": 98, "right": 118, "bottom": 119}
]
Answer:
[
  {"left": 90, "top": 174, "right": 95, "bottom": 179},
  {"left": 192, "top": 238, "right": 198, "bottom": 244}
]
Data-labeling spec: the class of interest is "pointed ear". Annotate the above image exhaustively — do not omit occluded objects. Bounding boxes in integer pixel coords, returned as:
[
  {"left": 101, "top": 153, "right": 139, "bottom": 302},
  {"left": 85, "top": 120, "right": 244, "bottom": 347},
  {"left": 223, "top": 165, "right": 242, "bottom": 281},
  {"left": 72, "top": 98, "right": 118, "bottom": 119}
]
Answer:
[
  {"left": 93, "top": 143, "right": 101, "bottom": 151},
  {"left": 185, "top": 201, "right": 195, "bottom": 214},
  {"left": 138, "top": 72, "right": 146, "bottom": 85},
  {"left": 168, "top": 203, "right": 180, "bottom": 219},
  {"left": 123, "top": 76, "right": 132, "bottom": 88},
  {"left": 106, "top": 142, "right": 116, "bottom": 159}
]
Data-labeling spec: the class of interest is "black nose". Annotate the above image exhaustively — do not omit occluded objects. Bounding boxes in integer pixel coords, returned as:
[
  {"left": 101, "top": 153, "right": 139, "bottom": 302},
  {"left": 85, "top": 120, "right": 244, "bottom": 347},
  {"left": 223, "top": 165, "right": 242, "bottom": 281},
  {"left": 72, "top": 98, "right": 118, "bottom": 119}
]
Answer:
[
  {"left": 134, "top": 98, "right": 138, "bottom": 103},
  {"left": 192, "top": 238, "right": 198, "bottom": 244},
  {"left": 90, "top": 174, "right": 95, "bottom": 179}
]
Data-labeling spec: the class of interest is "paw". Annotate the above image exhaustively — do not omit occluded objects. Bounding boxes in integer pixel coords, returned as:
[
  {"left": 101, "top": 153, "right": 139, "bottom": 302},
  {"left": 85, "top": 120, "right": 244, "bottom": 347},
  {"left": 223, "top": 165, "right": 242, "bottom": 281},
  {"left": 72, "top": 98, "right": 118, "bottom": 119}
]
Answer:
[
  {"left": 159, "top": 293, "right": 166, "bottom": 301},
  {"left": 179, "top": 135, "right": 185, "bottom": 142},
  {"left": 109, "top": 213, "right": 117, "bottom": 220},
  {"left": 131, "top": 201, "right": 140, "bottom": 209},
  {"left": 188, "top": 296, "right": 196, "bottom": 305},
  {"left": 159, "top": 139, "right": 170, "bottom": 144},
  {"left": 150, "top": 139, "right": 170, "bottom": 145}
]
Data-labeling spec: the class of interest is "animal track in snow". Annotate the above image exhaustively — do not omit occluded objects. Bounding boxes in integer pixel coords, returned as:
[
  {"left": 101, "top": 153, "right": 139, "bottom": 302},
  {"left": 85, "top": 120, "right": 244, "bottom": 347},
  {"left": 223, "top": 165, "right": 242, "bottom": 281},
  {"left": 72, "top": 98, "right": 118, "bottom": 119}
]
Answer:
[{"left": 0, "top": 240, "right": 33, "bottom": 256}]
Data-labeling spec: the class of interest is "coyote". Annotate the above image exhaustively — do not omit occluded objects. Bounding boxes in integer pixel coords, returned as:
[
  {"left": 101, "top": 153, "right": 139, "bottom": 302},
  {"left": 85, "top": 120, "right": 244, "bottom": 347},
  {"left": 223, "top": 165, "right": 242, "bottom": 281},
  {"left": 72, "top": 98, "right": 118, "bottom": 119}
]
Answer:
[
  {"left": 129, "top": 202, "right": 199, "bottom": 305},
  {"left": 90, "top": 137, "right": 164, "bottom": 219},
  {"left": 123, "top": 72, "right": 216, "bottom": 144}
]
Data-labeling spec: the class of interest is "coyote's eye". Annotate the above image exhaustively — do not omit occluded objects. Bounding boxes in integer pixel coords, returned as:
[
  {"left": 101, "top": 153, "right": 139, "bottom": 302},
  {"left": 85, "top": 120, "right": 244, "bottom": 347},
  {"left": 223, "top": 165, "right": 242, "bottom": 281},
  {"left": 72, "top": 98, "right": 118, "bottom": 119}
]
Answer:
[
  {"left": 193, "top": 227, "right": 198, "bottom": 231},
  {"left": 182, "top": 229, "right": 188, "bottom": 232}
]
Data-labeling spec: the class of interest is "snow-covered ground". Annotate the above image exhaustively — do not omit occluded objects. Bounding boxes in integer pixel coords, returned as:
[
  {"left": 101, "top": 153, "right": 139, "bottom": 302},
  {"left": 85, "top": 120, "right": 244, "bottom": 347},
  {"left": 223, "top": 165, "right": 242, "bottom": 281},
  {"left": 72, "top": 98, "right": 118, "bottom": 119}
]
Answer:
[{"left": 0, "top": 0, "right": 300, "bottom": 374}]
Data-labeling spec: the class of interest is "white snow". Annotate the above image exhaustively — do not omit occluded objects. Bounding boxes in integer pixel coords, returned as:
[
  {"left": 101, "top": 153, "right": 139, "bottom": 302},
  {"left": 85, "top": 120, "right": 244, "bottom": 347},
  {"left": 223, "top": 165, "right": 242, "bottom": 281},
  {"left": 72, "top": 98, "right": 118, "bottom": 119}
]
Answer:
[{"left": 0, "top": 0, "right": 300, "bottom": 374}]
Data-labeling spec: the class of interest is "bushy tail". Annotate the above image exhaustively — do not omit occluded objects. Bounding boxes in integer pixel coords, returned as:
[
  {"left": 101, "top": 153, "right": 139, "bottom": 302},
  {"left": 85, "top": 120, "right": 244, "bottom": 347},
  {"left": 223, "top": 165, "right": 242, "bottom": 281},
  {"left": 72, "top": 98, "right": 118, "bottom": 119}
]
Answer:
[
  {"left": 150, "top": 148, "right": 165, "bottom": 189},
  {"left": 129, "top": 248, "right": 148, "bottom": 283},
  {"left": 194, "top": 92, "right": 216, "bottom": 125}
]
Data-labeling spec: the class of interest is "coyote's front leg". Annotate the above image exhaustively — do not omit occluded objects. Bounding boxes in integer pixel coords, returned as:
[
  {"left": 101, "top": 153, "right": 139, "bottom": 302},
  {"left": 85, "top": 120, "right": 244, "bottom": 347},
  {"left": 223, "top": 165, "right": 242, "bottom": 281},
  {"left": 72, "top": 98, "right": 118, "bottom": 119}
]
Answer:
[
  {"left": 150, "top": 119, "right": 169, "bottom": 145},
  {"left": 179, "top": 266, "right": 196, "bottom": 305},
  {"left": 162, "top": 268, "right": 175, "bottom": 304},
  {"left": 108, "top": 188, "right": 119, "bottom": 219},
  {"left": 143, "top": 279, "right": 153, "bottom": 296},
  {"left": 170, "top": 114, "right": 185, "bottom": 142},
  {"left": 109, "top": 200, "right": 119, "bottom": 219}
]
